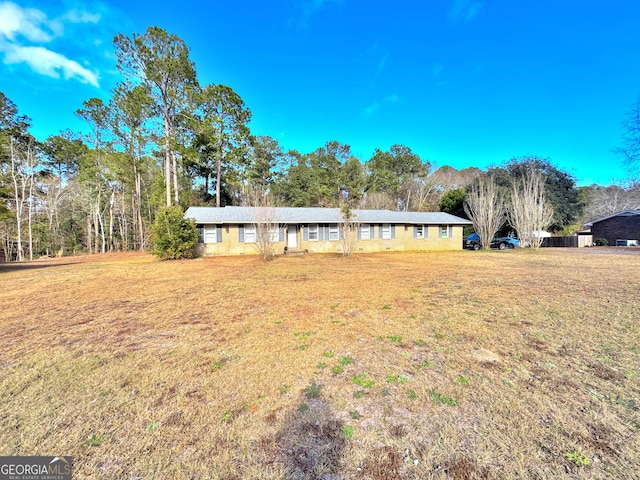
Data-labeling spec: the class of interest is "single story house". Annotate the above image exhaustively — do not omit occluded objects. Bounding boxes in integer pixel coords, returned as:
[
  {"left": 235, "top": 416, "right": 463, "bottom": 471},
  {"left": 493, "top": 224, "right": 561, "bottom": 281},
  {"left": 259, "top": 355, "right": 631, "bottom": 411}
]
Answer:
[
  {"left": 185, "top": 206, "right": 472, "bottom": 256},
  {"left": 584, "top": 210, "right": 640, "bottom": 246}
]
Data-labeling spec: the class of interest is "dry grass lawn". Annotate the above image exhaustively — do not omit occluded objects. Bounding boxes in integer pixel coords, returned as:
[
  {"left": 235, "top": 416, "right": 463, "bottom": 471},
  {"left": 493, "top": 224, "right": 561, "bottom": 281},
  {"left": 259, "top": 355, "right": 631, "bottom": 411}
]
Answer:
[{"left": 1, "top": 248, "right": 639, "bottom": 479}]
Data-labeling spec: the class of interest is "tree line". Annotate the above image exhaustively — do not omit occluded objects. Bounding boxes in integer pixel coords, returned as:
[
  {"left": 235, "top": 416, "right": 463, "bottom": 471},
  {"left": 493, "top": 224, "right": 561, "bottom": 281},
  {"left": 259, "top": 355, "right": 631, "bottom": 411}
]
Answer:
[{"left": 1, "top": 26, "right": 638, "bottom": 261}]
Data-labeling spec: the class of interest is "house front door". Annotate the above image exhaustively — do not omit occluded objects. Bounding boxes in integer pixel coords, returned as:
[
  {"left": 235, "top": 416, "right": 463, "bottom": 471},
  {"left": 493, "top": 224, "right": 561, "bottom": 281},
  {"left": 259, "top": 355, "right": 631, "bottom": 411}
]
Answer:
[{"left": 288, "top": 225, "right": 298, "bottom": 248}]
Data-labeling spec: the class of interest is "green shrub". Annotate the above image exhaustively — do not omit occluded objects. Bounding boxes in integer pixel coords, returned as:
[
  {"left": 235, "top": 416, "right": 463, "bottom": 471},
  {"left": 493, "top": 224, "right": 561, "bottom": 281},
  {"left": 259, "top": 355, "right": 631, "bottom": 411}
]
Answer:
[
  {"left": 594, "top": 237, "right": 609, "bottom": 246},
  {"left": 152, "top": 206, "right": 199, "bottom": 260}
]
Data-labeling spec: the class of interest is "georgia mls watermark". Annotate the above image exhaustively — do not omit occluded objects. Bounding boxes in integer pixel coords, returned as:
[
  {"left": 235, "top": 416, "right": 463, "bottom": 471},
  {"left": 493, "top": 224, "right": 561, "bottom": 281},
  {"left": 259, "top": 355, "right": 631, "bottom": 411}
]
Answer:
[{"left": 0, "top": 457, "right": 72, "bottom": 480}]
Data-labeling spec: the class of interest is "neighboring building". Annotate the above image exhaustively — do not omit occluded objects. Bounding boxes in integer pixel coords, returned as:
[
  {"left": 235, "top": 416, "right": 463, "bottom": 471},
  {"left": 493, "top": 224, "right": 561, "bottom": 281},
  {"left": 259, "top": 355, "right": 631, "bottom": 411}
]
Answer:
[
  {"left": 584, "top": 210, "right": 640, "bottom": 246},
  {"left": 185, "top": 206, "right": 472, "bottom": 256},
  {"left": 531, "top": 230, "right": 551, "bottom": 238}
]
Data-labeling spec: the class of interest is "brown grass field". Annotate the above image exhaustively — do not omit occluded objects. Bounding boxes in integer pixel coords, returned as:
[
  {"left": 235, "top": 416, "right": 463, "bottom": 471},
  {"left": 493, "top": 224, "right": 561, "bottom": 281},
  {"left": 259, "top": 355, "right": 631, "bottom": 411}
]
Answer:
[{"left": 1, "top": 248, "right": 639, "bottom": 479}]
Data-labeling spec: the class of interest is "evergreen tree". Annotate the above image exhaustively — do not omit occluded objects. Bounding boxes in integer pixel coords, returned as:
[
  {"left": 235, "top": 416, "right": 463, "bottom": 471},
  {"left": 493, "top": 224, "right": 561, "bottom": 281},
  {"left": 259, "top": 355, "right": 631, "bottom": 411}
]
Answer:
[{"left": 151, "top": 206, "right": 198, "bottom": 259}]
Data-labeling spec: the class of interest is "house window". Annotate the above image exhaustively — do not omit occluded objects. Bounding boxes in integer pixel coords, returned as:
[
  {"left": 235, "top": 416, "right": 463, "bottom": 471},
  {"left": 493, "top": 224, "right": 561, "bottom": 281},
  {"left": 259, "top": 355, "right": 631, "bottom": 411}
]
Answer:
[
  {"left": 244, "top": 224, "right": 256, "bottom": 243},
  {"left": 203, "top": 226, "right": 217, "bottom": 243},
  {"left": 439, "top": 225, "right": 452, "bottom": 238},
  {"left": 381, "top": 224, "right": 392, "bottom": 239},
  {"left": 308, "top": 224, "right": 319, "bottom": 241},
  {"left": 329, "top": 224, "right": 339, "bottom": 241},
  {"left": 360, "top": 224, "right": 371, "bottom": 240},
  {"left": 415, "top": 225, "right": 425, "bottom": 239},
  {"left": 250, "top": 225, "right": 279, "bottom": 243}
]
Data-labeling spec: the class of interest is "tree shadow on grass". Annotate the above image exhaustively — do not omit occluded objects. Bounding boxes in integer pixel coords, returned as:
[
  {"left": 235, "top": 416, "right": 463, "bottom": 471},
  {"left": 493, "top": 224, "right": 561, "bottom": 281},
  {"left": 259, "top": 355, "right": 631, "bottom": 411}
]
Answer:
[
  {"left": 0, "top": 261, "right": 80, "bottom": 273},
  {"left": 277, "top": 386, "right": 346, "bottom": 480}
]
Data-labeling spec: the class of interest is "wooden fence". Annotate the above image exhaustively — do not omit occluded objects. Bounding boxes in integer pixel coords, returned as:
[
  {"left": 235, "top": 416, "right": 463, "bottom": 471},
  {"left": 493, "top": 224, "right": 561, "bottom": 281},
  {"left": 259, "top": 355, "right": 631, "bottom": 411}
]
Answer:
[{"left": 541, "top": 235, "right": 592, "bottom": 248}]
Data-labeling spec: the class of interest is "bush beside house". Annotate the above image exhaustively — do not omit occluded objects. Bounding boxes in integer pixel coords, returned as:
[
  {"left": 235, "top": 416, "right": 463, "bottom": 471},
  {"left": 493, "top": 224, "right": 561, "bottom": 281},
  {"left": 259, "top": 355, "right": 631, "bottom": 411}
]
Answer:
[{"left": 152, "top": 206, "right": 199, "bottom": 260}]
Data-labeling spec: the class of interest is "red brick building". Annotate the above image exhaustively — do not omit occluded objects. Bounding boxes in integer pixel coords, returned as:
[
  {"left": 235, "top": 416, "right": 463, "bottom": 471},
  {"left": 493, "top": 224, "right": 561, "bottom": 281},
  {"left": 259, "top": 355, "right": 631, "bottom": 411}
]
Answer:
[{"left": 585, "top": 210, "right": 640, "bottom": 246}]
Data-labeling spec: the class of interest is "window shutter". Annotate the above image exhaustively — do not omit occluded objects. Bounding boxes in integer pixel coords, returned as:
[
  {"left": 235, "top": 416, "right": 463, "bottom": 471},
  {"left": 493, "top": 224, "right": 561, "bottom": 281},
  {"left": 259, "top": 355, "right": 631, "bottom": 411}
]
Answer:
[
  {"left": 413, "top": 226, "right": 418, "bottom": 238},
  {"left": 324, "top": 225, "right": 330, "bottom": 240},
  {"left": 279, "top": 225, "right": 285, "bottom": 242},
  {"left": 449, "top": 225, "right": 453, "bottom": 238},
  {"left": 357, "top": 227, "right": 361, "bottom": 240},
  {"left": 239, "top": 225, "right": 244, "bottom": 243},
  {"left": 303, "top": 225, "right": 309, "bottom": 241},
  {"left": 424, "top": 225, "right": 428, "bottom": 238},
  {"left": 370, "top": 225, "right": 374, "bottom": 239},
  {"left": 339, "top": 226, "right": 344, "bottom": 240},
  {"left": 378, "top": 225, "right": 383, "bottom": 239},
  {"left": 216, "top": 226, "right": 222, "bottom": 243},
  {"left": 391, "top": 225, "right": 396, "bottom": 239}
]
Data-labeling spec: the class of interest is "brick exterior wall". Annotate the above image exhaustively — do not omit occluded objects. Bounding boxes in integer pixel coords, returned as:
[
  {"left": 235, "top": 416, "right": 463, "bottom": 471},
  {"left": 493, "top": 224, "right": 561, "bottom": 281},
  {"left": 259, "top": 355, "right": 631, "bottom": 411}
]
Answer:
[{"left": 591, "top": 214, "right": 640, "bottom": 246}]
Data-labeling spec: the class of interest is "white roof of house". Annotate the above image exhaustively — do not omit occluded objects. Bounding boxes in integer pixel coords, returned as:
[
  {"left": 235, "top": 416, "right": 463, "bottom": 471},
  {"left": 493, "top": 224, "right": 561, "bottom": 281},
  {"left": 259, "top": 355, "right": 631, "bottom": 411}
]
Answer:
[
  {"left": 584, "top": 209, "right": 640, "bottom": 227},
  {"left": 185, "top": 206, "right": 472, "bottom": 225}
]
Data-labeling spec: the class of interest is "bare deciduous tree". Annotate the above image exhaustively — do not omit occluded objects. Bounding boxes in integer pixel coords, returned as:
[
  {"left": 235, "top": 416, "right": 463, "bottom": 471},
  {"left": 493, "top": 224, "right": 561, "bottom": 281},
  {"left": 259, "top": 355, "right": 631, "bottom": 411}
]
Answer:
[
  {"left": 37, "top": 176, "right": 67, "bottom": 256},
  {"left": 615, "top": 97, "right": 640, "bottom": 182},
  {"left": 338, "top": 205, "right": 359, "bottom": 256},
  {"left": 9, "top": 135, "right": 37, "bottom": 261},
  {"left": 362, "top": 191, "right": 395, "bottom": 210},
  {"left": 406, "top": 175, "right": 440, "bottom": 211},
  {"left": 246, "top": 187, "right": 279, "bottom": 261},
  {"left": 507, "top": 166, "right": 554, "bottom": 250},
  {"left": 464, "top": 175, "right": 505, "bottom": 250},
  {"left": 582, "top": 182, "right": 640, "bottom": 221}
]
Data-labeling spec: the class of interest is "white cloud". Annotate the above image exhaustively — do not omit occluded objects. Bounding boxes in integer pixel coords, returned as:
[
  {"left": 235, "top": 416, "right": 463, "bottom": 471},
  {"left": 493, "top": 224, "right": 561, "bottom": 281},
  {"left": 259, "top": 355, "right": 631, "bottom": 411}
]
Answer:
[
  {"left": 0, "top": 1, "right": 55, "bottom": 42},
  {"left": 362, "top": 94, "right": 400, "bottom": 118},
  {"left": 0, "top": 1, "right": 101, "bottom": 87},
  {"left": 361, "top": 102, "right": 380, "bottom": 118},
  {"left": 62, "top": 9, "right": 101, "bottom": 24},
  {"left": 1, "top": 42, "right": 99, "bottom": 86}
]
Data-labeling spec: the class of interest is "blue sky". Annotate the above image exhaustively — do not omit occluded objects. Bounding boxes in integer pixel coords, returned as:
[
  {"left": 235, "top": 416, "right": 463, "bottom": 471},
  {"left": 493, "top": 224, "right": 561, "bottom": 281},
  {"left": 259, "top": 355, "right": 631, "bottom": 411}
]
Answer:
[{"left": 1, "top": 0, "right": 639, "bottom": 186}]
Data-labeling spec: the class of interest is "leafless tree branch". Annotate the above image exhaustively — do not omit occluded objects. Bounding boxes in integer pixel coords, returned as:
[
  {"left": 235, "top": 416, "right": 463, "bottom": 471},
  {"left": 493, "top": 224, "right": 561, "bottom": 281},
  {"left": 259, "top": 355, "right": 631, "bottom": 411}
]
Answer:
[{"left": 464, "top": 175, "right": 505, "bottom": 250}]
